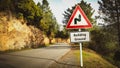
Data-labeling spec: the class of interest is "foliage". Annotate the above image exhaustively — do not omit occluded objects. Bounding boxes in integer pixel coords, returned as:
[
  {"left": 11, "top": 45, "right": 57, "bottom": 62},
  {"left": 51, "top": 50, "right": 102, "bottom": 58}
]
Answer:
[
  {"left": 89, "top": 27, "right": 117, "bottom": 55},
  {"left": 0, "top": 0, "right": 43, "bottom": 27},
  {"left": 0, "top": 0, "right": 59, "bottom": 39},
  {"left": 39, "top": 0, "right": 59, "bottom": 43},
  {"left": 0, "top": 0, "right": 14, "bottom": 11},
  {"left": 15, "top": 0, "right": 43, "bottom": 27},
  {"left": 93, "top": 0, "right": 120, "bottom": 67},
  {"left": 98, "top": 0, "right": 120, "bottom": 24},
  {"left": 55, "top": 28, "right": 69, "bottom": 39},
  {"left": 98, "top": 0, "right": 120, "bottom": 46}
]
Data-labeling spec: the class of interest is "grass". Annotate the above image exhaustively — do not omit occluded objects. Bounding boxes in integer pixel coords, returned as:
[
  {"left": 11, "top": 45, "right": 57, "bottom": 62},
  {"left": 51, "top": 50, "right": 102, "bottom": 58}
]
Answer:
[{"left": 74, "top": 48, "right": 116, "bottom": 68}]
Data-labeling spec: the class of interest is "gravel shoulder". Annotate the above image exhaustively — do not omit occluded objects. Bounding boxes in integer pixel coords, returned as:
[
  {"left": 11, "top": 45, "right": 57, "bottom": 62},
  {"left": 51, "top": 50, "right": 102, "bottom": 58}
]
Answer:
[{"left": 49, "top": 50, "right": 81, "bottom": 68}]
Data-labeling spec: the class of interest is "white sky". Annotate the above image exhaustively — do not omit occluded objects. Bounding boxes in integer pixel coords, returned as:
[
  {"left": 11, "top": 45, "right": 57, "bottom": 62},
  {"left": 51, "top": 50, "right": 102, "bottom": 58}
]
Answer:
[{"left": 34, "top": 0, "right": 99, "bottom": 25}]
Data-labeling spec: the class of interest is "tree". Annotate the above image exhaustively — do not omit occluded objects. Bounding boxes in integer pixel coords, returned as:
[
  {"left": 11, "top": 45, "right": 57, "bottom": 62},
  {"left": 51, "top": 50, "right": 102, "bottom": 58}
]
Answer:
[
  {"left": 11, "top": 0, "right": 42, "bottom": 27},
  {"left": 98, "top": 0, "right": 120, "bottom": 46},
  {"left": 0, "top": 0, "right": 14, "bottom": 11},
  {"left": 0, "top": 0, "right": 43, "bottom": 26},
  {"left": 0, "top": 0, "right": 16, "bottom": 20},
  {"left": 55, "top": 27, "right": 69, "bottom": 39},
  {"left": 98, "top": 0, "right": 120, "bottom": 48},
  {"left": 98, "top": 0, "right": 120, "bottom": 67},
  {"left": 39, "top": 0, "right": 59, "bottom": 43},
  {"left": 37, "top": 2, "right": 42, "bottom": 9}
]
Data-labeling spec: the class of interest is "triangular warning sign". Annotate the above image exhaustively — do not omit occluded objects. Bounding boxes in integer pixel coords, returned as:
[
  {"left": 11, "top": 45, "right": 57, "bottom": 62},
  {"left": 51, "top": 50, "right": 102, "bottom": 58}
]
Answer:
[{"left": 66, "top": 5, "right": 92, "bottom": 29}]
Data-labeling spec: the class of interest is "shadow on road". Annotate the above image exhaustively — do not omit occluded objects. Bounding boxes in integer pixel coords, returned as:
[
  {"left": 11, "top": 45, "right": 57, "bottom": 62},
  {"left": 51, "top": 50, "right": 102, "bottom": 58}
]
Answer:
[
  {"left": 0, "top": 62, "right": 15, "bottom": 68},
  {"left": 45, "top": 45, "right": 80, "bottom": 50},
  {"left": 45, "top": 45, "right": 71, "bottom": 49}
]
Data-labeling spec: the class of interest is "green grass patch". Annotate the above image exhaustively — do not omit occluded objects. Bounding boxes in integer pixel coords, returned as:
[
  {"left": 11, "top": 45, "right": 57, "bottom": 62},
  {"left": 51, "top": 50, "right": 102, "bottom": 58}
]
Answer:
[{"left": 74, "top": 49, "right": 116, "bottom": 68}]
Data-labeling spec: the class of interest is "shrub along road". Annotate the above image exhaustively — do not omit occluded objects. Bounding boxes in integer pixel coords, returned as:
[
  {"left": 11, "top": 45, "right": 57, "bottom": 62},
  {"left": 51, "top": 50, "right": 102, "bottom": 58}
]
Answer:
[{"left": 0, "top": 43, "right": 70, "bottom": 68}]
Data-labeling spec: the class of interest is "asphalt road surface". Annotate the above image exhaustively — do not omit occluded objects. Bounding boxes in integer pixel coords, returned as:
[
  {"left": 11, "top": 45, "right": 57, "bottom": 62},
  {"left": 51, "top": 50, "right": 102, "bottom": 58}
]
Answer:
[{"left": 0, "top": 43, "right": 70, "bottom": 68}]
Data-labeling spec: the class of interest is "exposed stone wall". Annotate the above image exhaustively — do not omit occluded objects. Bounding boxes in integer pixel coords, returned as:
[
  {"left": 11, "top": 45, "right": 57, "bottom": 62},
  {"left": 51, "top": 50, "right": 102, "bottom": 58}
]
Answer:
[
  {"left": 0, "top": 12, "right": 43, "bottom": 51},
  {"left": 55, "top": 38, "right": 70, "bottom": 43}
]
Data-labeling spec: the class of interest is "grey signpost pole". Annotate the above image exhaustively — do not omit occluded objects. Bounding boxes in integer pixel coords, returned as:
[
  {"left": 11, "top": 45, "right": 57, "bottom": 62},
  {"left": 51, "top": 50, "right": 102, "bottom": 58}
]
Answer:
[{"left": 79, "top": 29, "right": 83, "bottom": 67}]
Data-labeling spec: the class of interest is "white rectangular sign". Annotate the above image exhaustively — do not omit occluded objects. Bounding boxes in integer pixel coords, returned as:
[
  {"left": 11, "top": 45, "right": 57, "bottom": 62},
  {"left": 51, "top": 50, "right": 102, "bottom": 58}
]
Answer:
[{"left": 70, "top": 32, "right": 90, "bottom": 43}]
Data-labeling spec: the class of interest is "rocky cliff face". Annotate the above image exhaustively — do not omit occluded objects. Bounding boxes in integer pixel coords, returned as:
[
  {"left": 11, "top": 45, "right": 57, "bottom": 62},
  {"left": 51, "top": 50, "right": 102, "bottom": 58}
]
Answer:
[{"left": 0, "top": 12, "right": 43, "bottom": 51}]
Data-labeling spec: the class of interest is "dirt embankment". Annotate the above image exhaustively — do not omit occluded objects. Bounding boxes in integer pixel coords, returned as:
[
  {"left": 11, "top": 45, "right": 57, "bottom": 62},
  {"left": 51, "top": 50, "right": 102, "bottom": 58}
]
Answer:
[{"left": 0, "top": 12, "right": 43, "bottom": 51}]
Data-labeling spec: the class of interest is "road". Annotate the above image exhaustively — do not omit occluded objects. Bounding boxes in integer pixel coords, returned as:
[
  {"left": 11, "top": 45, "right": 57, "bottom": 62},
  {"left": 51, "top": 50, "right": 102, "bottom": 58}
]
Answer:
[{"left": 0, "top": 43, "right": 70, "bottom": 68}]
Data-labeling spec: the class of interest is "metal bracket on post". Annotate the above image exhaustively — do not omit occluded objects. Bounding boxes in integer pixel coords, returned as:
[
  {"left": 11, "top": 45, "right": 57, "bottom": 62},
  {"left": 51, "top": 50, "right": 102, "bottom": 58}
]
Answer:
[{"left": 79, "top": 29, "right": 83, "bottom": 67}]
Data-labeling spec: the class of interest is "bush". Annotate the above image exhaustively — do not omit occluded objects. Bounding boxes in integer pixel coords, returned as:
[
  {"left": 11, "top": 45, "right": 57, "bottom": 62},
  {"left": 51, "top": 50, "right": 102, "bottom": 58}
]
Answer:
[{"left": 88, "top": 29, "right": 117, "bottom": 55}]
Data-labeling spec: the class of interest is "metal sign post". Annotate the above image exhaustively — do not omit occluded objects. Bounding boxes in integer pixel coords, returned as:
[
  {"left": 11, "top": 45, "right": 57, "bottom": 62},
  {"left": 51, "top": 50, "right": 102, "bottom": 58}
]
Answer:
[
  {"left": 79, "top": 29, "right": 83, "bottom": 67},
  {"left": 80, "top": 42, "right": 83, "bottom": 67}
]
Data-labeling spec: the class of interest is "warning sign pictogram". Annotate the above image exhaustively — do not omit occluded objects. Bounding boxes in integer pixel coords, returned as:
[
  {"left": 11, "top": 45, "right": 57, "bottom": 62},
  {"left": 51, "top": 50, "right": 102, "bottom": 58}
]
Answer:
[{"left": 66, "top": 5, "right": 92, "bottom": 29}]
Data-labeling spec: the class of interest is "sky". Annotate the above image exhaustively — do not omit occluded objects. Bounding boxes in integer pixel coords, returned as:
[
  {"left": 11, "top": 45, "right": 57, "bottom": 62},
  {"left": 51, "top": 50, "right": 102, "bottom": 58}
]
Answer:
[{"left": 34, "top": 0, "right": 99, "bottom": 25}]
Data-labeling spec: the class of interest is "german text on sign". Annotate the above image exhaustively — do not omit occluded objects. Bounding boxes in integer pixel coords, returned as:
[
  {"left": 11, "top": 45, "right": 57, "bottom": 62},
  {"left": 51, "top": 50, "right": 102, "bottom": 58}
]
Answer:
[{"left": 70, "top": 32, "right": 90, "bottom": 42}]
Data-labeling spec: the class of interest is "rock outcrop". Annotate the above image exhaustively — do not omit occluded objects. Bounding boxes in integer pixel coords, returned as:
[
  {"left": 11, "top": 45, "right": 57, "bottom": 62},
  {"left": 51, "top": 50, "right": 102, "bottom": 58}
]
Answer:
[{"left": 0, "top": 12, "right": 43, "bottom": 51}]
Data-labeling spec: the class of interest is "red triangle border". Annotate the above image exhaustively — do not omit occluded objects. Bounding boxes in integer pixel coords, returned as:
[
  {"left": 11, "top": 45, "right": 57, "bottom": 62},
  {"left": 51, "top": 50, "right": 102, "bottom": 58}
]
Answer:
[{"left": 66, "top": 5, "right": 92, "bottom": 29}]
